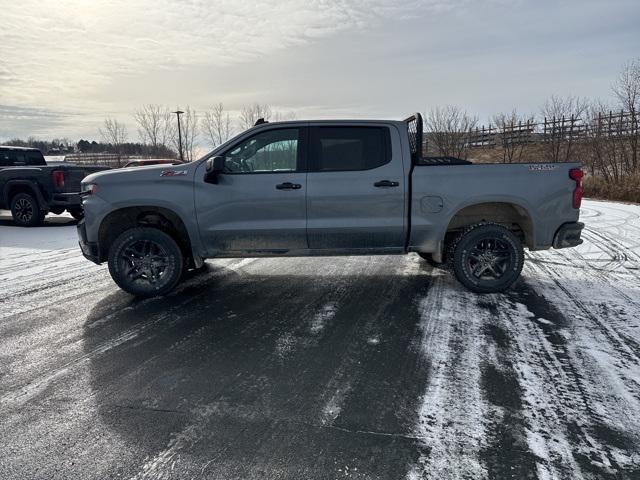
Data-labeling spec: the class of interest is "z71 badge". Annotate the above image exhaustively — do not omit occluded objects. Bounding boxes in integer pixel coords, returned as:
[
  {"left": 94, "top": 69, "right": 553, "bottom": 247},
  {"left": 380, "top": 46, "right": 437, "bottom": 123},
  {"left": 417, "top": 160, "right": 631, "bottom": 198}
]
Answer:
[{"left": 160, "top": 170, "right": 187, "bottom": 177}]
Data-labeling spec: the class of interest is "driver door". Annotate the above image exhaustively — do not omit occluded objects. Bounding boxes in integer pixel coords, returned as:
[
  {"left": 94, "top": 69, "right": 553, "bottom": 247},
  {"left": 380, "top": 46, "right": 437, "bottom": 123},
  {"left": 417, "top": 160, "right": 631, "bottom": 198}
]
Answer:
[{"left": 194, "top": 126, "right": 308, "bottom": 255}]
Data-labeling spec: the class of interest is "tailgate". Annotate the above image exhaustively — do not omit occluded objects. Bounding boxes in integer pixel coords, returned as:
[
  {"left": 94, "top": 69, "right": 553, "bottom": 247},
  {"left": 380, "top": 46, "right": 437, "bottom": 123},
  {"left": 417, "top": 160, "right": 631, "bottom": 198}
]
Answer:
[{"left": 59, "top": 166, "right": 108, "bottom": 193}]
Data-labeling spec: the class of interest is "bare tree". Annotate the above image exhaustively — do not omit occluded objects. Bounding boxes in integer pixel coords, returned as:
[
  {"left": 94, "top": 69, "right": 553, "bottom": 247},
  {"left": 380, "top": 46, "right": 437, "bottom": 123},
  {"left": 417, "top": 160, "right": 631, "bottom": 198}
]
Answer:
[
  {"left": 424, "top": 105, "right": 478, "bottom": 159},
  {"left": 492, "top": 110, "right": 534, "bottom": 163},
  {"left": 99, "top": 118, "right": 128, "bottom": 165},
  {"left": 202, "top": 103, "right": 232, "bottom": 148},
  {"left": 238, "top": 103, "right": 272, "bottom": 130},
  {"left": 584, "top": 100, "right": 613, "bottom": 179},
  {"left": 172, "top": 106, "right": 198, "bottom": 162},
  {"left": 540, "top": 95, "right": 589, "bottom": 162},
  {"left": 273, "top": 110, "right": 297, "bottom": 122},
  {"left": 134, "top": 104, "right": 173, "bottom": 153},
  {"left": 612, "top": 58, "right": 640, "bottom": 172}
]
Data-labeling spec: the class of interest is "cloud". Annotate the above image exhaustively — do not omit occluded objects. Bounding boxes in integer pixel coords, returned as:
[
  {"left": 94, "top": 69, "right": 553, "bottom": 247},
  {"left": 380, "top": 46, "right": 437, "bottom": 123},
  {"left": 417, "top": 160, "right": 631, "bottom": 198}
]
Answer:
[
  {"left": 0, "top": 1, "right": 454, "bottom": 107},
  {"left": 0, "top": 105, "right": 79, "bottom": 139},
  {"left": 1, "top": 0, "right": 638, "bottom": 140}
]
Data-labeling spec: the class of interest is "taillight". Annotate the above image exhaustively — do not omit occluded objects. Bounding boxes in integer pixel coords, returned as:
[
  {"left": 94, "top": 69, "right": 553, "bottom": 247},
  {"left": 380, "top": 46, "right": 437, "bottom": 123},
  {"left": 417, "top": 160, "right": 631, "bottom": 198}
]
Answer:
[
  {"left": 569, "top": 168, "right": 583, "bottom": 209},
  {"left": 52, "top": 170, "right": 65, "bottom": 188}
]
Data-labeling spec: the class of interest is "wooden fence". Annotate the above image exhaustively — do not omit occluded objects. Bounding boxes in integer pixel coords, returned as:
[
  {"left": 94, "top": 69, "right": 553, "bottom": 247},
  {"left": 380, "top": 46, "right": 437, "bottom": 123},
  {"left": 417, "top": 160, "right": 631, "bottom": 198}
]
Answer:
[{"left": 464, "top": 110, "right": 638, "bottom": 148}]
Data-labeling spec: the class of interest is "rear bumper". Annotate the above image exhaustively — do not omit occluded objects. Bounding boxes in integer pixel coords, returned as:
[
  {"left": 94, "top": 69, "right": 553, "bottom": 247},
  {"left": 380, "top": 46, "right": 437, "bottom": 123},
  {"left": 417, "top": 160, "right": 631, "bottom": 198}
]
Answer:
[
  {"left": 77, "top": 219, "right": 101, "bottom": 264},
  {"left": 49, "top": 192, "right": 82, "bottom": 208},
  {"left": 553, "top": 222, "right": 584, "bottom": 249}
]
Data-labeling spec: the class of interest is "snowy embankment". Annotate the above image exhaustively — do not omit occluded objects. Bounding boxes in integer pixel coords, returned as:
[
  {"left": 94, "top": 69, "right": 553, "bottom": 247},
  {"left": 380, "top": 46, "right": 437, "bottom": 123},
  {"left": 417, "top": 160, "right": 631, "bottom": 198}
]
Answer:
[{"left": 0, "top": 200, "right": 639, "bottom": 479}]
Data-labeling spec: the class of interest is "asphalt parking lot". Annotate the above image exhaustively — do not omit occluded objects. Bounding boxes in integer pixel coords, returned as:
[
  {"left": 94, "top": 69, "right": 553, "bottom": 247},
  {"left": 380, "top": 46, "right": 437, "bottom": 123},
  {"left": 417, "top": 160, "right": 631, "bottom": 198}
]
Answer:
[{"left": 1, "top": 201, "right": 639, "bottom": 479}]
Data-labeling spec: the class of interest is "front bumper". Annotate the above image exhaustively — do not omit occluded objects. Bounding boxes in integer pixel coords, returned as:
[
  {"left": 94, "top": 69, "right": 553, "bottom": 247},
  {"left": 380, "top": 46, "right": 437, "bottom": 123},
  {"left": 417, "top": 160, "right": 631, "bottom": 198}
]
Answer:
[
  {"left": 553, "top": 222, "right": 584, "bottom": 249},
  {"left": 77, "top": 219, "right": 101, "bottom": 264}
]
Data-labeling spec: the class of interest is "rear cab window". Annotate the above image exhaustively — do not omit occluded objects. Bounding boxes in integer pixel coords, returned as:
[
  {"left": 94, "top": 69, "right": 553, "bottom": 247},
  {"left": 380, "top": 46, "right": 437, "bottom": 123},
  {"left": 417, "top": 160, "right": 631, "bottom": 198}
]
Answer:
[
  {"left": 26, "top": 151, "right": 46, "bottom": 165},
  {"left": 310, "top": 126, "right": 391, "bottom": 171}
]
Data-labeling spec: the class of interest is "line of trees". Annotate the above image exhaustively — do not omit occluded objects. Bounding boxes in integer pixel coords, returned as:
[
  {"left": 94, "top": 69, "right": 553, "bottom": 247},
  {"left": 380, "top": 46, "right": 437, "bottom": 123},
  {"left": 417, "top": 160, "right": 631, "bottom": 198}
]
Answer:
[
  {"left": 98, "top": 103, "right": 297, "bottom": 162},
  {"left": 2, "top": 136, "right": 174, "bottom": 158}
]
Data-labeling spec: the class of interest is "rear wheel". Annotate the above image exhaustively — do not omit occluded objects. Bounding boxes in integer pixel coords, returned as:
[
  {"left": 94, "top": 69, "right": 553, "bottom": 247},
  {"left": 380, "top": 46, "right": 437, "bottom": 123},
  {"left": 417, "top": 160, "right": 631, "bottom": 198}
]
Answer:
[
  {"left": 10, "top": 193, "right": 44, "bottom": 227},
  {"left": 108, "top": 227, "right": 184, "bottom": 297},
  {"left": 68, "top": 208, "right": 84, "bottom": 221},
  {"left": 451, "top": 224, "right": 523, "bottom": 293}
]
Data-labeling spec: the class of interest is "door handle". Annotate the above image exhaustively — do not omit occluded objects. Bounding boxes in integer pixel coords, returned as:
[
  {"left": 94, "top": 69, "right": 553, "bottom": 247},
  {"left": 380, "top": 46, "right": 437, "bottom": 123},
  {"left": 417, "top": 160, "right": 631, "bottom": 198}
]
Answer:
[
  {"left": 374, "top": 180, "right": 399, "bottom": 187},
  {"left": 276, "top": 182, "right": 302, "bottom": 190}
]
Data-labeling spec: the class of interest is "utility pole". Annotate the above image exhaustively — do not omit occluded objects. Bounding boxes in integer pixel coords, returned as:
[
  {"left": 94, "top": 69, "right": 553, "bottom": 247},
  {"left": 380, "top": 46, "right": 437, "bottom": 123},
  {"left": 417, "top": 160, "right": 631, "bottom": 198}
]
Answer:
[{"left": 173, "top": 110, "right": 184, "bottom": 162}]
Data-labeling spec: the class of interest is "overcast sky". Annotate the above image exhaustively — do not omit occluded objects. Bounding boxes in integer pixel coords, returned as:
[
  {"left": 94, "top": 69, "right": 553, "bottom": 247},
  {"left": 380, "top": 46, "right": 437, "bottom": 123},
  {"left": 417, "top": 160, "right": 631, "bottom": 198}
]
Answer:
[{"left": 1, "top": 0, "right": 638, "bottom": 144}]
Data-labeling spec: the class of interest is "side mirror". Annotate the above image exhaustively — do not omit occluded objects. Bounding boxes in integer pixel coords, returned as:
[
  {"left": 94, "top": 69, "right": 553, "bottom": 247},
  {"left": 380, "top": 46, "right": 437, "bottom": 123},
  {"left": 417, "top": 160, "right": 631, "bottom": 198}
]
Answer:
[{"left": 204, "top": 156, "right": 224, "bottom": 184}]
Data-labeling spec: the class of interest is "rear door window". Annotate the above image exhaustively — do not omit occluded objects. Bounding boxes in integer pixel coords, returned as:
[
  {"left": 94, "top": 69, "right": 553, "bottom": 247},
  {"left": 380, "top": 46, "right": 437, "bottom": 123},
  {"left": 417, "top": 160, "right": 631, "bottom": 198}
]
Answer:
[
  {"left": 8, "top": 151, "right": 27, "bottom": 166},
  {"left": 310, "top": 126, "right": 391, "bottom": 171}
]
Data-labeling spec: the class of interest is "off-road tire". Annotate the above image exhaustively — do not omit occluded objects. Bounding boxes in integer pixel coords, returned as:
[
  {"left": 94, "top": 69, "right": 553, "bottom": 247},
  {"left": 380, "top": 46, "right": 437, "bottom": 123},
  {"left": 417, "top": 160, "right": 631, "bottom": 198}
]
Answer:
[
  {"left": 450, "top": 223, "right": 524, "bottom": 293},
  {"left": 10, "top": 193, "right": 44, "bottom": 227},
  {"left": 108, "top": 227, "right": 184, "bottom": 297}
]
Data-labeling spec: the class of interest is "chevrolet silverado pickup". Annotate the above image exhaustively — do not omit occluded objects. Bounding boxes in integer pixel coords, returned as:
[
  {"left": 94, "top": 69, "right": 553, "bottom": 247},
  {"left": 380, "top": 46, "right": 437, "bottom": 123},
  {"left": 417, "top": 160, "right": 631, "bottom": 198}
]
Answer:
[
  {"left": 0, "top": 146, "right": 107, "bottom": 226},
  {"left": 77, "top": 114, "right": 584, "bottom": 296}
]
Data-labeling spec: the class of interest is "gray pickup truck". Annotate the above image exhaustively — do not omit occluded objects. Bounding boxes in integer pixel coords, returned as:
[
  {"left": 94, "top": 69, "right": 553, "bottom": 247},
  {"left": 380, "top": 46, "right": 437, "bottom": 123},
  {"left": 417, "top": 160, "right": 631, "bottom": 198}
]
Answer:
[{"left": 77, "top": 114, "right": 584, "bottom": 296}]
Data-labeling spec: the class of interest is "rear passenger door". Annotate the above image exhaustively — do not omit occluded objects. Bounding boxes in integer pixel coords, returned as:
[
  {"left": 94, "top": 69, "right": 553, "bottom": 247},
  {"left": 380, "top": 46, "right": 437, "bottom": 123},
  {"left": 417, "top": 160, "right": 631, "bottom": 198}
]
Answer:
[{"left": 306, "top": 124, "right": 406, "bottom": 250}]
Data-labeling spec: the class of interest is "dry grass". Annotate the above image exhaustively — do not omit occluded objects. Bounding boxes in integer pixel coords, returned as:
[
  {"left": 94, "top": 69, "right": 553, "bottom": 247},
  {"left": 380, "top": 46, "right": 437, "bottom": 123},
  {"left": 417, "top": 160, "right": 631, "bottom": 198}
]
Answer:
[{"left": 584, "top": 175, "right": 640, "bottom": 204}]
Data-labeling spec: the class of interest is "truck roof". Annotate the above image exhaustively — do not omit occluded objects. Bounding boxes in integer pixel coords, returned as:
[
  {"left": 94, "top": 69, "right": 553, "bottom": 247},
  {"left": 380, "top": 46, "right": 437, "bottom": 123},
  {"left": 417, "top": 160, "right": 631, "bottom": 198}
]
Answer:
[
  {"left": 249, "top": 119, "right": 401, "bottom": 126},
  {"left": 0, "top": 145, "right": 42, "bottom": 151}
]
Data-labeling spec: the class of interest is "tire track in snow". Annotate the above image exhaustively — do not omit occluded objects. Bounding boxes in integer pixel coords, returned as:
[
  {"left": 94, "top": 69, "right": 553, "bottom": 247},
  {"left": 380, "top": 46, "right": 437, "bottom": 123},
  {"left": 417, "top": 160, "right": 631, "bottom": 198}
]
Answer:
[
  {"left": 495, "top": 287, "right": 610, "bottom": 479},
  {"left": 407, "top": 272, "right": 490, "bottom": 480},
  {"left": 505, "top": 284, "right": 640, "bottom": 478},
  {"left": 526, "top": 256, "right": 640, "bottom": 367}
]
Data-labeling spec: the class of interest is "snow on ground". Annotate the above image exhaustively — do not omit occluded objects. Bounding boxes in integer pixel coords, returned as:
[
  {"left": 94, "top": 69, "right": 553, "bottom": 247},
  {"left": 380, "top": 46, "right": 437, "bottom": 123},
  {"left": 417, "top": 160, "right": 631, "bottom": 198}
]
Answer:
[
  {"left": 408, "top": 200, "right": 640, "bottom": 479},
  {"left": 1, "top": 200, "right": 639, "bottom": 479}
]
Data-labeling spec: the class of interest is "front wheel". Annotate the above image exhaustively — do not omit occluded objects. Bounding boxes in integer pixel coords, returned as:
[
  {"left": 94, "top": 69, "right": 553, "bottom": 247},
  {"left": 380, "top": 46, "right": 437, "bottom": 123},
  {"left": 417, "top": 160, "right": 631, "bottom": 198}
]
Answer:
[
  {"left": 108, "top": 227, "right": 184, "bottom": 297},
  {"left": 451, "top": 224, "right": 524, "bottom": 293}
]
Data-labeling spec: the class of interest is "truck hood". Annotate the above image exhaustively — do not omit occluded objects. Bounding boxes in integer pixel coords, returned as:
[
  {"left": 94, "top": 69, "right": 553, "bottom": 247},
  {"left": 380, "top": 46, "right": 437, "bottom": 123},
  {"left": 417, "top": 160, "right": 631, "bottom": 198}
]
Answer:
[{"left": 82, "top": 163, "right": 193, "bottom": 185}]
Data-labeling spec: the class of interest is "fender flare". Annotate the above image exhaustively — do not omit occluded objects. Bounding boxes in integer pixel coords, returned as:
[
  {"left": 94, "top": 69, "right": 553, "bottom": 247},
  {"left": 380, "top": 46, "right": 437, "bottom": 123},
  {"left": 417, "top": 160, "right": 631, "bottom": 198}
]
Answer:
[
  {"left": 435, "top": 197, "right": 536, "bottom": 258},
  {"left": 3, "top": 179, "right": 47, "bottom": 211}
]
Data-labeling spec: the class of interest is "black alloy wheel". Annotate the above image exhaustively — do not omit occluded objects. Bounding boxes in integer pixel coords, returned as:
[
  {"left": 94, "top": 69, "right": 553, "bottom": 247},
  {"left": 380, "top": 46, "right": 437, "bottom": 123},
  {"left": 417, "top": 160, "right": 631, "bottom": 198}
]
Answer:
[
  {"left": 10, "top": 193, "right": 44, "bottom": 227},
  {"left": 108, "top": 227, "right": 183, "bottom": 297},
  {"left": 451, "top": 223, "right": 524, "bottom": 293}
]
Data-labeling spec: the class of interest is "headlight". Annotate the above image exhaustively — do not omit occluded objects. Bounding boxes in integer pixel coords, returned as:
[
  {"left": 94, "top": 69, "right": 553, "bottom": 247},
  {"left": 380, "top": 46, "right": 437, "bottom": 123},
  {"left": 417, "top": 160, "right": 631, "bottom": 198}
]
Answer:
[{"left": 80, "top": 183, "right": 97, "bottom": 195}]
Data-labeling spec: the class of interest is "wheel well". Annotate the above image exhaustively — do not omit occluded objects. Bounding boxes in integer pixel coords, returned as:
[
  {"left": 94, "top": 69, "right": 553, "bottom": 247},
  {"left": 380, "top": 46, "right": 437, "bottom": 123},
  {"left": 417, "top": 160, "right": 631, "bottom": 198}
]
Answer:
[
  {"left": 98, "top": 207, "right": 192, "bottom": 263},
  {"left": 444, "top": 202, "right": 534, "bottom": 249},
  {"left": 6, "top": 184, "right": 40, "bottom": 208}
]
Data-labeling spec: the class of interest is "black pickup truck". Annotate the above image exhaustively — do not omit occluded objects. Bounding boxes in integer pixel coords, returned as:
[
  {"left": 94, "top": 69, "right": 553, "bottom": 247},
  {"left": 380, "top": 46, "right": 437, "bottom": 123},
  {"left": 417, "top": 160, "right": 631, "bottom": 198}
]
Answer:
[{"left": 0, "top": 146, "right": 108, "bottom": 226}]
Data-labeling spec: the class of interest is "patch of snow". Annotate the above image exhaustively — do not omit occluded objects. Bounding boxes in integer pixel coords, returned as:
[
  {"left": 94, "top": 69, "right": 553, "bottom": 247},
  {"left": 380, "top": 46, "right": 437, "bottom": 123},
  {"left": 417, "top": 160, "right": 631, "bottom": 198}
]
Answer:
[{"left": 310, "top": 302, "right": 337, "bottom": 334}]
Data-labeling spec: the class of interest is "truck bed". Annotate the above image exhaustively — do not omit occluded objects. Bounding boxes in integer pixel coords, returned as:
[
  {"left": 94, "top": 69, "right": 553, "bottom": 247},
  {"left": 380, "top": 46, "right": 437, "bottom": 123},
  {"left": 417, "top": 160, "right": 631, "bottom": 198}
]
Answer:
[{"left": 409, "top": 162, "right": 581, "bottom": 252}]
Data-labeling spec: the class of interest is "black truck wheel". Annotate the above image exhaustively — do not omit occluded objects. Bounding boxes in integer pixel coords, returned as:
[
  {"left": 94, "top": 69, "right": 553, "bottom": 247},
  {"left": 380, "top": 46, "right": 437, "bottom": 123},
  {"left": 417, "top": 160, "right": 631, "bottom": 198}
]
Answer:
[
  {"left": 10, "top": 193, "right": 44, "bottom": 227},
  {"left": 451, "top": 223, "right": 523, "bottom": 293},
  {"left": 68, "top": 208, "right": 84, "bottom": 221},
  {"left": 108, "top": 227, "right": 184, "bottom": 297}
]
